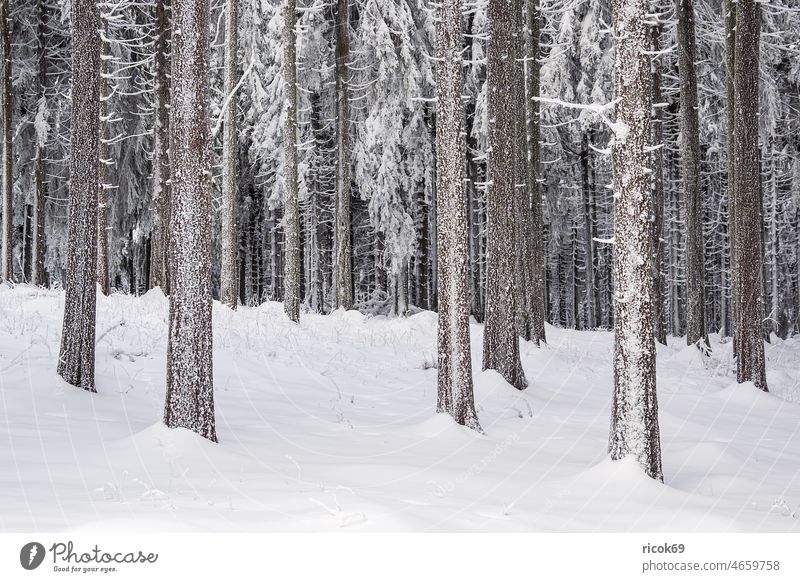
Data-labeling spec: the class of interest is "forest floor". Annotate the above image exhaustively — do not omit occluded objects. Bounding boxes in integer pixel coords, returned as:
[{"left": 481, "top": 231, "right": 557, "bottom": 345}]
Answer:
[{"left": 1, "top": 284, "right": 799, "bottom": 532}]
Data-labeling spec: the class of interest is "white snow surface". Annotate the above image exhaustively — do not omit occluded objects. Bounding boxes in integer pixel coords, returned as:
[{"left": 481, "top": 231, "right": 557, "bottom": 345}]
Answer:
[{"left": 1, "top": 284, "right": 798, "bottom": 532}]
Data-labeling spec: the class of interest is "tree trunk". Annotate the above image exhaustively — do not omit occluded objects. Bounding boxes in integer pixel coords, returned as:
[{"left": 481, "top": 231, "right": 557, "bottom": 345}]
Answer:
[
  {"left": 732, "top": 0, "right": 767, "bottom": 391},
  {"left": 96, "top": 19, "right": 110, "bottom": 296},
  {"left": 651, "top": 24, "right": 666, "bottom": 345},
  {"left": 525, "top": 0, "right": 546, "bottom": 344},
  {"left": 283, "top": 0, "right": 300, "bottom": 322},
  {"left": 483, "top": 0, "right": 526, "bottom": 390},
  {"left": 220, "top": 0, "right": 239, "bottom": 308},
  {"left": 608, "top": 0, "right": 663, "bottom": 482},
  {"left": 1, "top": 0, "right": 12, "bottom": 281},
  {"left": 164, "top": 0, "right": 217, "bottom": 441},
  {"left": 334, "top": 0, "right": 353, "bottom": 310},
  {"left": 149, "top": 0, "right": 172, "bottom": 294},
  {"left": 435, "top": 0, "right": 480, "bottom": 430},
  {"left": 57, "top": 0, "right": 101, "bottom": 391},
  {"left": 32, "top": 0, "right": 47, "bottom": 287},
  {"left": 725, "top": 0, "right": 736, "bottom": 345},
  {"left": 677, "top": 0, "right": 706, "bottom": 348}
]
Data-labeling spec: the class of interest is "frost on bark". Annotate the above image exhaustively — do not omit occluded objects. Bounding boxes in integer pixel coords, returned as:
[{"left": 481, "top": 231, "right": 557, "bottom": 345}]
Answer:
[
  {"left": 651, "top": 24, "right": 666, "bottom": 345},
  {"left": 220, "top": 0, "right": 239, "bottom": 309},
  {"left": 677, "top": 0, "right": 707, "bottom": 348},
  {"left": 607, "top": 0, "right": 663, "bottom": 482},
  {"left": 525, "top": 0, "right": 546, "bottom": 344},
  {"left": 164, "top": 0, "right": 217, "bottom": 441},
  {"left": 149, "top": 0, "right": 172, "bottom": 294},
  {"left": 283, "top": 0, "right": 301, "bottom": 323},
  {"left": 57, "top": 0, "right": 100, "bottom": 391},
  {"left": 732, "top": 0, "right": 767, "bottom": 391},
  {"left": 1, "top": 0, "right": 12, "bottom": 282},
  {"left": 483, "top": 0, "right": 526, "bottom": 390},
  {"left": 333, "top": 0, "right": 353, "bottom": 311},
  {"left": 435, "top": 0, "right": 480, "bottom": 431},
  {"left": 32, "top": 0, "right": 47, "bottom": 287}
]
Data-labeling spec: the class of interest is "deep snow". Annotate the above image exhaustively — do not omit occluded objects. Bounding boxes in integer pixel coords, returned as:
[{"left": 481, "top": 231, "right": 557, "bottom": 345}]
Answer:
[{"left": 0, "top": 284, "right": 798, "bottom": 532}]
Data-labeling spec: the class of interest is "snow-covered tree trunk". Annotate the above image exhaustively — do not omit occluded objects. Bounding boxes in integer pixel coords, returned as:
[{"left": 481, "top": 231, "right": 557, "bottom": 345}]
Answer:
[
  {"left": 651, "top": 23, "right": 667, "bottom": 345},
  {"left": 483, "top": 0, "right": 526, "bottom": 390},
  {"left": 149, "top": 0, "right": 171, "bottom": 294},
  {"left": 435, "top": 0, "right": 480, "bottom": 431},
  {"left": 725, "top": 0, "right": 736, "bottom": 342},
  {"left": 96, "top": 20, "right": 110, "bottom": 296},
  {"left": 57, "top": 0, "right": 101, "bottom": 390},
  {"left": 732, "top": 0, "right": 767, "bottom": 391},
  {"left": 677, "top": 0, "right": 706, "bottom": 348},
  {"left": 164, "top": 0, "right": 217, "bottom": 441},
  {"left": 0, "top": 0, "right": 11, "bottom": 282},
  {"left": 333, "top": 0, "right": 353, "bottom": 310},
  {"left": 525, "top": 0, "right": 546, "bottom": 344},
  {"left": 283, "top": 0, "right": 300, "bottom": 322},
  {"left": 220, "top": 0, "right": 239, "bottom": 309},
  {"left": 32, "top": 0, "right": 47, "bottom": 287},
  {"left": 607, "top": 0, "right": 663, "bottom": 481}
]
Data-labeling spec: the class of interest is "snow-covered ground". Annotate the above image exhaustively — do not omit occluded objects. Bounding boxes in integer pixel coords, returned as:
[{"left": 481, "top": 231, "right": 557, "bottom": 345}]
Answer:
[{"left": 0, "top": 284, "right": 798, "bottom": 532}]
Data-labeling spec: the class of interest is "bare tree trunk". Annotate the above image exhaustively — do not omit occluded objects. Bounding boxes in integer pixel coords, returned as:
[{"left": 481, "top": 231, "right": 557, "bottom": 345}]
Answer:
[
  {"left": 725, "top": 0, "right": 736, "bottom": 346},
  {"left": 333, "top": 0, "right": 353, "bottom": 310},
  {"left": 608, "top": 0, "right": 663, "bottom": 482},
  {"left": 525, "top": 0, "right": 546, "bottom": 344},
  {"left": 96, "top": 18, "right": 110, "bottom": 296},
  {"left": 164, "top": 0, "right": 217, "bottom": 441},
  {"left": 435, "top": 0, "right": 480, "bottom": 430},
  {"left": 0, "top": 0, "right": 12, "bottom": 281},
  {"left": 732, "top": 0, "right": 767, "bottom": 391},
  {"left": 283, "top": 0, "right": 300, "bottom": 322},
  {"left": 57, "top": 0, "right": 101, "bottom": 391},
  {"left": 483, "top": 0, "right": 526, "bottom": 390},
  {"left": 149, "top": 0, "right": 172, "bottom": 293},
  {"left": 220, "top": 0, "right": 239, "bottom": 308},
  {"left": 32, "top": 0, "right": 47, "bottom": 286},
  {"left": 651, "top": 23, "right": 666, "bottom": 345},
  {"left": 677, "top": 0, "right": 706, "bottom": 348}
]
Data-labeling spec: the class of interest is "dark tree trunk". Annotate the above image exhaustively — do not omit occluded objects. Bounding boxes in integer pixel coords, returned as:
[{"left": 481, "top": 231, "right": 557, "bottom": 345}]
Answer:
[
  {"left": 32, "top": 0, "right": 47, "bottom": 286},
  {"left": 1, "top": 0, "right": 12, "bottom": 281},
  {"left": 164, "top": 0, "right": 217, "bottom": 441},
  {"left": 334, "top": 0, "right": 353, "bottom": 310},
  {"left": 58, "top": 0, "right": 101, "bottom": 391},
  {"left": 677, "top": 0, "right": 707, "bottom": 347},
  {"left": 608, "top": 0, "right": 663, "bottom": 482},
  {"left": 149, "top": 0, "right": 172, "bottom": 294},
  {"left": 732, "top": 0, "right": 767, "bottom": 391}
]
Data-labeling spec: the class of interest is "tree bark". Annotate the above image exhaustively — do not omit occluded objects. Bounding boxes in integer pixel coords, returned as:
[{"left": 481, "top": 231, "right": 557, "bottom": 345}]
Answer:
[
  {"left": 220, "top": 0, "right": 239, "bottom": 308},
  {"left": 283, "top": 0, "right": 300, "bottom": 322},
  {"left": 334, "top": 0, "right": 353, "bottom": 310},
  {"left": 525, "top": 0, "right": 546, "bottom": 344},
  {"left": 149, "top": 0, "right": 172, "bottom": 294},
  {"left": 435, "top": 0, "right": 480, "bottom": 430},
  {"left": 725, "top": 0, "right": 736, "bottom": 343},
  {"left": 732, "top": 0, "right": 767, "bottom": 391},
  {"left": 164, "top": 0, "right": 217, "bottom": 441},
  {"left": 483, "top": 0, "right": 526, "bottom": 390},
  {"left": 1, "top": 0, "right": 12, "bottom": 281},
  {"left": 677, "top": 0, "right": 707, "bottom": 348},
  {"left": 96, "top": 19, "right": 110, "bottom": 296},
  {"left": 32, "top": 0, "right": 47, "bottom": 287},
  {"left": 58, "top": 0, "right": 101, "bottom": 390},
  {"left": 608, "top": 0, "right": 663, "bottom": 481},
  {"left": 651, "top": 24, "right": 666, "bottom": 345}
]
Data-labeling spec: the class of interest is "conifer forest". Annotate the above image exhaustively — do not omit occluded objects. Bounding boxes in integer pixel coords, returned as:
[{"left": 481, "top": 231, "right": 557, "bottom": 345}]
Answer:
[{"left": 1, "top": 0, "right": 800, "bottom": 534}]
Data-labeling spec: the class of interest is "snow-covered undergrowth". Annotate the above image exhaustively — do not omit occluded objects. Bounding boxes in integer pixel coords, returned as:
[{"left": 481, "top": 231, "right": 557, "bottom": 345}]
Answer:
[{"left": 1, "top": 284, "right": 798, "bottom": 532}]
